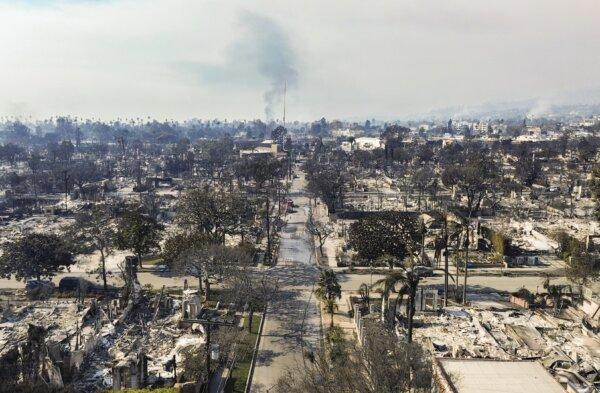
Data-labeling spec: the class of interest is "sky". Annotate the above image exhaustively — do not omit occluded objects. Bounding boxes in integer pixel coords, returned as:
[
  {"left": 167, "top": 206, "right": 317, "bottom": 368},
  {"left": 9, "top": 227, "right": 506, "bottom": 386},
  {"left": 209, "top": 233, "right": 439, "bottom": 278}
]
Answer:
[{"left": 1, "top": 0, "right": 600, "bottom": 121}]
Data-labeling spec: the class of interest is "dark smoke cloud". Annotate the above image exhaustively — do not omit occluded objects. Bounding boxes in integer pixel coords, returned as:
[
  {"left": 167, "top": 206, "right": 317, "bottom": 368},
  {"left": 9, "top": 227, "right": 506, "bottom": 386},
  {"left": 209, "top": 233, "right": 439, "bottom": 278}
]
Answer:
[
  {"left": 240, "top": 12, "right": 298, "bottom": 119},
  {"left": 195, "top": 11, "right": 298, "bottom": 120}
]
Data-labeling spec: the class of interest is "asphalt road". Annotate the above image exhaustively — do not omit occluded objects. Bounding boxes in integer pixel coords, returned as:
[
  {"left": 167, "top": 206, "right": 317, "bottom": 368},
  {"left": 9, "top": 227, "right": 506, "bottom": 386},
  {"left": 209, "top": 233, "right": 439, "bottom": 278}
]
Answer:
[
  {"left": 250, "top": 172, "right": 321, "bottom": 393},
  {"left": 336, "top": 271, "right": 569, "bottom": 295},
  {"left": 0, "top": 267, "right": 196, "bottom": 290}
]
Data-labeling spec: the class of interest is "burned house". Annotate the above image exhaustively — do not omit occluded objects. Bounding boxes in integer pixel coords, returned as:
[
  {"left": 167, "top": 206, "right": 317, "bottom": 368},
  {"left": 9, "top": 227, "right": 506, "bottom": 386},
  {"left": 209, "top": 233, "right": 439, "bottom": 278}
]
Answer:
[
  {"left": 112, "top": 352, "right": 148, "bottom": 390},
  {"left": 0, "top": 300, "right": 107, "bottom": 390}
]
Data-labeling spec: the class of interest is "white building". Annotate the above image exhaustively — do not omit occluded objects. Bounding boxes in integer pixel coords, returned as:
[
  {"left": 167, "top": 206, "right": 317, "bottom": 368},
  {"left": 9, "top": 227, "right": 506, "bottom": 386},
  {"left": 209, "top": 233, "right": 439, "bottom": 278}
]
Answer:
[
  {"left": 239, "top": 140, "right": 278, "bottom": 157},
  {"left": 580, "top": 118, "right": 598, "bottom": 127},
  {"left": 491, "top": 124, "right": 507, "bottom": 134},
  {"left": 473, "top": 121, "right": 490, "bottom": 133},
  {"left": 525, "top": 126, "right": 542, "bottom": 136},
  {"left": 331, "top": 128, "right": 356, "bottom": 138},
  {"left": 354, "top": 137, "right": 383, "bottom": 151}
]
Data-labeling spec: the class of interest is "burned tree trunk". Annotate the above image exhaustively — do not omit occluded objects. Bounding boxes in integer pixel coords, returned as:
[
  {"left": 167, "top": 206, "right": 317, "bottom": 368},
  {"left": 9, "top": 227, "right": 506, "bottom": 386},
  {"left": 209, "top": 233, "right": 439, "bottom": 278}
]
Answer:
[
  {"left": 21, "top": 324, "right": 47, "bottom": 384},
  {"left": 117, "top": 256, "right": 143, "bottom": 325}
]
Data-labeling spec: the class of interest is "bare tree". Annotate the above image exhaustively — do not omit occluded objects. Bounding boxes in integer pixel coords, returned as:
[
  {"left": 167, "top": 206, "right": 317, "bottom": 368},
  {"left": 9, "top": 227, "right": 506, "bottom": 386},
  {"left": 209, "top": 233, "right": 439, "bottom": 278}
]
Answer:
[
  {"left": 306, "top": 207, "right": 334, "bottom": 256},
  {"left": 235, "top": 155, "right": 283, "bottom": 263},
  {"left": 68, "top": 204, "right": 116, "bottom": 290},
  {"left": 230, "top": 270, "right": 279, "bottom": 333},
  {"left": 177, "top": 188, "right": 256, "bottom": 244},
  {"left": 274, "top": 320, "right": 431, "bottom": 393},
  {"left": 174, "top": 244, "right": 250, "bottom": 302},
  {"left": 442, "top": 147, "right": 498, "bottom": 303}
]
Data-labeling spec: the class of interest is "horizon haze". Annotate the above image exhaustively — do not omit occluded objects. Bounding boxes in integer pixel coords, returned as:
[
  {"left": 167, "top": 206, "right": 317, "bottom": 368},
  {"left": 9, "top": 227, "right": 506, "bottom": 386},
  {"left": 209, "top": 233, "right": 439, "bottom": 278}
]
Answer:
[{"left": 1, "top": 0, "right": 600, "bottom": 121}]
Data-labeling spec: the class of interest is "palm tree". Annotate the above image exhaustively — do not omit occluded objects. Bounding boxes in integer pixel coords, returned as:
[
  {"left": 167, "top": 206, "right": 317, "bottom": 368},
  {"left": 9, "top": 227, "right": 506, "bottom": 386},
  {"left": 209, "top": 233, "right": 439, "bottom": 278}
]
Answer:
[
  {"left": 315, "top": 269, "right": 342, "bottom": 328},
  {"left": 542, "top": 277, "right": 573, "bottom": 316},
  {"left": 358, "top": 283, "right": 370, "bottom": 306},
  {"left": 373, "top": 266, "right": 455, "bottom": 342},
  {"left": 440, "top": 215, "right": 468, "bottom": 303},
  {"left": 323, "top": 298, "right": 339, "bottom": 328},
  {"left": 372, "top": 269, "right": 419, "bottom": 342}
]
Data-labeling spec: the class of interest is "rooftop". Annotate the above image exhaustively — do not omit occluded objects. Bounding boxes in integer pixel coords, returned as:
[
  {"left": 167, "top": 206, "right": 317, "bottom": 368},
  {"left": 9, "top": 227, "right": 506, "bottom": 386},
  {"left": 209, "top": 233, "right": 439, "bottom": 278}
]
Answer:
[{"left": 436, "top": 359, "right": 565, "bottom": 393}]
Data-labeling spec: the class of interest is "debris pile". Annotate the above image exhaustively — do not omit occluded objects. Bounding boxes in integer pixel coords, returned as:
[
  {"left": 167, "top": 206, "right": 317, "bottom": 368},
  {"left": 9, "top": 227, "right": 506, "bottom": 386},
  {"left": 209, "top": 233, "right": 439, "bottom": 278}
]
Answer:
[
  {"left": 1, "top": 256, "right": 239, "bottom": 392},
  {"left": 0, "top": 299, "right": 104, "bottom": 389},
  {"left": 413, "top": 300, "right": 600, "bottom": 391}
]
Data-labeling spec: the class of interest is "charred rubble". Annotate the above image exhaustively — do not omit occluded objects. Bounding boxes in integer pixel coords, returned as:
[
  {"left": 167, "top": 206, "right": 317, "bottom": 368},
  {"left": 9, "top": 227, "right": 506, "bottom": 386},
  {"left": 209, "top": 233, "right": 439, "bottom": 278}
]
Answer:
[{"left": 0, "top": 256, "right": 241, "bottom": 392}]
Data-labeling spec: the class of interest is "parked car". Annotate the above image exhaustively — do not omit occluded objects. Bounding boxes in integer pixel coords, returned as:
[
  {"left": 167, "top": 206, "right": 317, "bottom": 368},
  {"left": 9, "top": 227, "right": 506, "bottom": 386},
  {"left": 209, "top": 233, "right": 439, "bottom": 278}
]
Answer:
[
  {"left": 25, "top": 280, "right": 55, "bottom": 300},
  {"left": 59, "top": 276, "right": 98, "bottom": 293},
  {"left": 412, "top": 266, "right": 434, "bottom": 277},
  {"left": 153, "top": 264, "right": 169, "bottom": 273}
]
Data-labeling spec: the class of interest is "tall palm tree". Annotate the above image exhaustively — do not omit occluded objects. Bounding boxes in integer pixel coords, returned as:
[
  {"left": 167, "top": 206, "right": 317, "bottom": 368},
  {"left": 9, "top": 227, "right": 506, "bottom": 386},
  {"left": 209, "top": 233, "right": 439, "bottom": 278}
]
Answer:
[
  {"left": 316, "top": 269, "right": 342, "bottom": 328},
  {"left": 542, "top": 277, "right": 573, "bottom": 316},
  {"left": 373, "top": 266, "right": 455, "bottom": 342},
  {"left": 371, "top": 226, "right": 423, "bottom": 341},
  {"left": 358, "top": 283, "right": 370, "bottom": 306},
  {"left": 323, "top": 298, "right": 339, "bottom": 328},
  {"left": 438, "top": 214, "right": 469, "bottom": 303},
  {"left": 372, "top": 269, "right": 419, "bottom": 342}
]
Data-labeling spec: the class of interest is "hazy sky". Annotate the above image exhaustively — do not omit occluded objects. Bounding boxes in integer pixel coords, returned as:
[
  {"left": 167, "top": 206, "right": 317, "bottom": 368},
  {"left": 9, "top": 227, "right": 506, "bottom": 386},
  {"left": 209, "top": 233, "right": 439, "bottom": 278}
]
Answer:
[{"left": 1, "top": 0, "right": 600, "bottom": 121}]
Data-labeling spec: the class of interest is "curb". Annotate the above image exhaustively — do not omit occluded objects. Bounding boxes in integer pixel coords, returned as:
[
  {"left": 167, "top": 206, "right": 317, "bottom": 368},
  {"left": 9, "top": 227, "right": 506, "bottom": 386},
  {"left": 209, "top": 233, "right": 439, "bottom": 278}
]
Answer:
[{"left": 244, "top": 307, "right": 268, "bottom": 393}]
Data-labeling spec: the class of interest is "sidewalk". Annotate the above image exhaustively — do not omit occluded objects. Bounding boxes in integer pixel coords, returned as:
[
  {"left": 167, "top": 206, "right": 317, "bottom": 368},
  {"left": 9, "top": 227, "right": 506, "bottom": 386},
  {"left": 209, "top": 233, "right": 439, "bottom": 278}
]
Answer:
[
  {"left": 310, "top": 200, "right": 342, "bottom": 269},
  {"left": 318, "top": 292, "right": 356, "bottom": 340}
]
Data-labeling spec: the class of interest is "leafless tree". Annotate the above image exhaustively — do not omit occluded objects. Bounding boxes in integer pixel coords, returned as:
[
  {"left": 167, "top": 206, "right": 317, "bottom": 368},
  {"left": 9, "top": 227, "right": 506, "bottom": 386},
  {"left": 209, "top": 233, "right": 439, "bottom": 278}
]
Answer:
[
  {"left": 274, "top": 320, "right": 431, "bottom": 393},
  {"left": 306, "top": 207, "right": 334, "bottom": 256},
  {"left": 174, "top": 244, "right": 251, "bottom": 302}
]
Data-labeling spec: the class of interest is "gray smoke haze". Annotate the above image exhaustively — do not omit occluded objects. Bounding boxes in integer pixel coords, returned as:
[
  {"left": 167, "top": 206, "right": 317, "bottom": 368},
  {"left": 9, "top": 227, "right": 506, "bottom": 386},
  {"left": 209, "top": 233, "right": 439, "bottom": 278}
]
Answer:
[
  {"left": 4, "top": 1, "right": 600, "bottom": 121},
  {"left": 196, "top": 11, "right": 298, "bottom": 120},
  {"left": 242, "top": 12, "right": 298, "bottom": 120}
]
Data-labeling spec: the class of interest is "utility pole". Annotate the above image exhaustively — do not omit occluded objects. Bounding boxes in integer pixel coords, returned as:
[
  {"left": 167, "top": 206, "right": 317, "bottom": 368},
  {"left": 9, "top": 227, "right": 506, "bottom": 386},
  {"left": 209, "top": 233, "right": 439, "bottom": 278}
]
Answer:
[
  {"left": 183, "top": 318, "right": 235, "bottom": 387},
  {"left": 205, "top": 325, "right": 211, "bottom": 380},
  {"left": 288, "top": 149, "right": 293, "bottom": 180}
]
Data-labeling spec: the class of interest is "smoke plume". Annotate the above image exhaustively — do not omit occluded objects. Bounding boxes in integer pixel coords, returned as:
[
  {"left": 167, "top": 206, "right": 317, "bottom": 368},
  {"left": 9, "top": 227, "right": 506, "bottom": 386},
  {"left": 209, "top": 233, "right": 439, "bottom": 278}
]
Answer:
[
  {"left": 195, "top": 11, "right": 298, "bottom": 120},
  {"left": 239, "top": 12, "right": 297, "bottom": 120}
]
